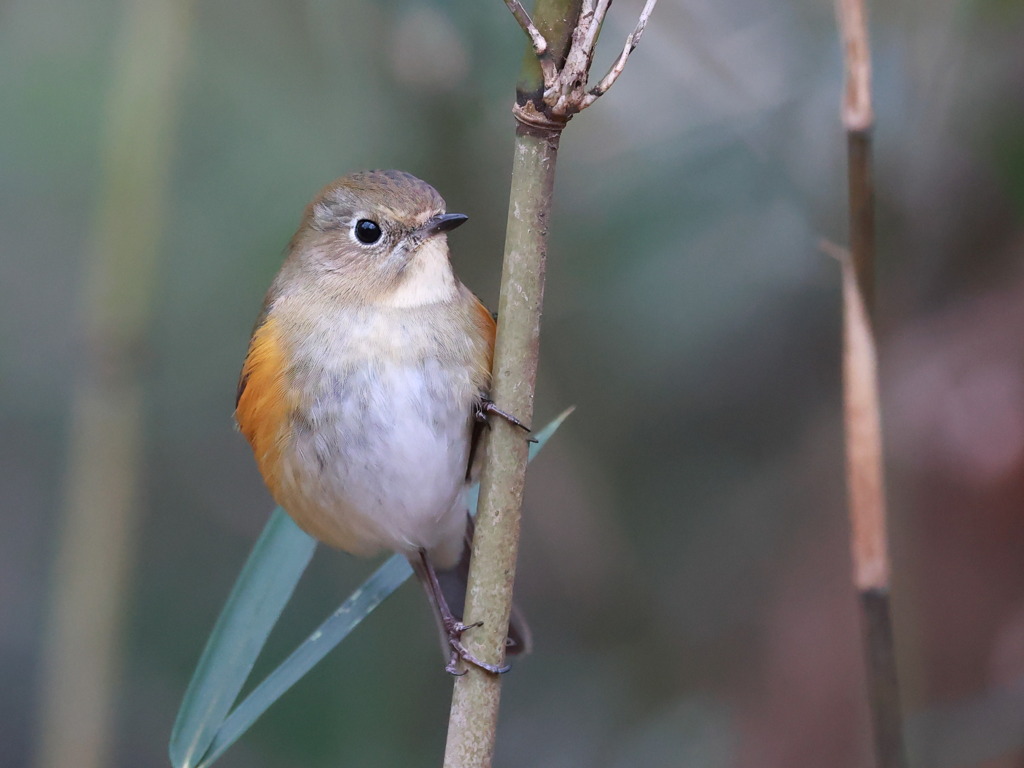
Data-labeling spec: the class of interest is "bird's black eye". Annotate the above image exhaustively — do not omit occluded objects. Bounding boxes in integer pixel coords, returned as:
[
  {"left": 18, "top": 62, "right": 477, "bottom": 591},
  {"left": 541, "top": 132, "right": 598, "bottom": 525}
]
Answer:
[{"left": 354, "top": 219, "right": 382, "bottom": 244}]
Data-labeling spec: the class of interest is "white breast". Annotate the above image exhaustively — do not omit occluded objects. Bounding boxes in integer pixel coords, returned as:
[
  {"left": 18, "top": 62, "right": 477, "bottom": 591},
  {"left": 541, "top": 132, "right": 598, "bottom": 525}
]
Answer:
[{"left": 276, "top": 344, "right": 477, "bottom": 568}]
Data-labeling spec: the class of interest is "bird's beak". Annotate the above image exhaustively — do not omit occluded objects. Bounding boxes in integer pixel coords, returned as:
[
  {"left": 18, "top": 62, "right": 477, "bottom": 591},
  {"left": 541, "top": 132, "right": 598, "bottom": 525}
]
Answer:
[{"left": 419, "top": 212, "right": 468, "bottom": 237}]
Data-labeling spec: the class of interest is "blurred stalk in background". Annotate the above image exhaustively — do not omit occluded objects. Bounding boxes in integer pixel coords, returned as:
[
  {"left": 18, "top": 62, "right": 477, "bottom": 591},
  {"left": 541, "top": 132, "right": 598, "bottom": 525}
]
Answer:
[
  {"left": 833, "top": 0, "right": 907, "bottom": 765},
  {"left": 33, "top": 2, "right": 194, "bottom": 767}
]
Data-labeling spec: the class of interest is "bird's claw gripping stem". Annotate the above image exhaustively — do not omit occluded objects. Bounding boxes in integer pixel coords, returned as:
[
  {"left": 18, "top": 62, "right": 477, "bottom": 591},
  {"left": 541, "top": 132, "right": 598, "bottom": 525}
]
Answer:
[
  {"left": 444, "top": 618, "right": 511, "bottom": 676},
  {"left": 477, "top": 398, "right": 531, "bottom": 433}
]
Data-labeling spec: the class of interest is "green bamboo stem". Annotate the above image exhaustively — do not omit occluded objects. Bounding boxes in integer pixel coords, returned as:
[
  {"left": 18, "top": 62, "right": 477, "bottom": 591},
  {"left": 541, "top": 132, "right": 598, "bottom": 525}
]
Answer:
[
  {"left": 33, "top": 3, "right": 193, "bottom": 768},
  {"left": 442, "top": 125, "right": 560, "bottom": 768},
  {"left": 442, "top": 2, "right": 580, "bottom": 766}
]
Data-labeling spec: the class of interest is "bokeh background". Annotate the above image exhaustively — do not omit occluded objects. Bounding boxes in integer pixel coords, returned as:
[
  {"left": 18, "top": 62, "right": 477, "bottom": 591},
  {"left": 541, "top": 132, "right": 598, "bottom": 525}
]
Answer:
[{"left": 4, "top": 0, "right": 1024, "bottom": 766}]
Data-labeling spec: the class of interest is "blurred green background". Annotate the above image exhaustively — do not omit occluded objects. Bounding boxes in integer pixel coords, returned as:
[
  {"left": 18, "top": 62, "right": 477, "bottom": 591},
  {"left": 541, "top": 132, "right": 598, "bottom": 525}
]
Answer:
[{"left": 4, "top": 0, "right": 1024, "bottom": 766}]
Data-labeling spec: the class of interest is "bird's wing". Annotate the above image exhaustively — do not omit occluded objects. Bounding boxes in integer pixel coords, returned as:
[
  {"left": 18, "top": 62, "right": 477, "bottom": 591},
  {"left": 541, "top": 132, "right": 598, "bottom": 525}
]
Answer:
[{"left": 465, "top": 295, "right": 497, "bottom": 481}]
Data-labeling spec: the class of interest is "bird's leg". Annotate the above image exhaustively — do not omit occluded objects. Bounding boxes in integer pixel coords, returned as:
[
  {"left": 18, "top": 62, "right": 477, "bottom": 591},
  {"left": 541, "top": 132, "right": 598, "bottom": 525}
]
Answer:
[
  {"left": 417, "top": 549, "right": 511, "bottom": 676},
  {"left": 476, "top": 398, "right": 533, "bottom": 436}
]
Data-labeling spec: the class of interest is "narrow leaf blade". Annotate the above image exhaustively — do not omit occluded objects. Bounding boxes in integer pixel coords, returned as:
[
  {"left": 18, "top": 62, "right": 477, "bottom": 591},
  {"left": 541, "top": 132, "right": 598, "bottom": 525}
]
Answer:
[
  {"left": 169, "top": 509, "right": 316, "bottom": 768},
  {"left": 195, "top": 555, "right": 413, "bottom": 768}
]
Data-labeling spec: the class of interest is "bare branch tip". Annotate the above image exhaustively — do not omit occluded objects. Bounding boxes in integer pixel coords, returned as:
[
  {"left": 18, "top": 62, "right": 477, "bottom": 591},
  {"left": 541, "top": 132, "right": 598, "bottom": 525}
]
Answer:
[
  {"left": 632, "top": 0, "right": 659, "bottom": 44},
  {"left": 504, "top": 0, "right": 549, "bottom": 56},
  {"left": 583, "top": 0, "right": 659, "bottom": 105},
  {"left": 592, "top": 0, "right": 614, "bottom": 29}
]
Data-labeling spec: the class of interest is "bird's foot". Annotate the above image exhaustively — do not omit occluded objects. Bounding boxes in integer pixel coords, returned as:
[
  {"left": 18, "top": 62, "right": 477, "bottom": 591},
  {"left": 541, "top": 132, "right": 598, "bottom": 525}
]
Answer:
[
  {"left": 477, "top": 398, "right": 532, "bottom": 435},
  {"left": 443, "top": 619, "right": 511, "bottom": 676}
]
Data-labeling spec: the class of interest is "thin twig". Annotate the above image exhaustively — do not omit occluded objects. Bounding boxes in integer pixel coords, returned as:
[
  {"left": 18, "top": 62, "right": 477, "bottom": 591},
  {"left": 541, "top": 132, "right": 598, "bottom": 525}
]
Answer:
[
  {"left": 503, "top": 0, "right": 549, "bottom": 56},
  {"left": 584, "top": 0, "right": 613, "bottom": 52},
  {"left": 585, "top": 0, "right": 659, "bottom": 104},
  {"left": 512, "top": 0, "right": 657, "bottom": 122}
]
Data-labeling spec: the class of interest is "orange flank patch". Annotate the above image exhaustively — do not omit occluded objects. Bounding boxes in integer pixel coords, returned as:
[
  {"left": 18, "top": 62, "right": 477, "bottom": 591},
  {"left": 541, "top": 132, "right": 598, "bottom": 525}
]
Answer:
[{"left": 235, "top": 316, "right": 292, "bottom": 500}]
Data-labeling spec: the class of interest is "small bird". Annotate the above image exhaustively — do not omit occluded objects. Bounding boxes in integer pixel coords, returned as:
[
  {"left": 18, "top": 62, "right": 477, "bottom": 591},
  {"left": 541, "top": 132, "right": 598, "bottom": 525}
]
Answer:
[{"left": 234, "top": 170, "right": 529, "bottom": 674}]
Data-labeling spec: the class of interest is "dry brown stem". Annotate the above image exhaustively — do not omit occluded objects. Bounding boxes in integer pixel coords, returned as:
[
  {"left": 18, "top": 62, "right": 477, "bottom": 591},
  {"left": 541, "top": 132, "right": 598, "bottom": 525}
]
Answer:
[{"left": 833, "top": 0, "right": 908, "bottom": 766}]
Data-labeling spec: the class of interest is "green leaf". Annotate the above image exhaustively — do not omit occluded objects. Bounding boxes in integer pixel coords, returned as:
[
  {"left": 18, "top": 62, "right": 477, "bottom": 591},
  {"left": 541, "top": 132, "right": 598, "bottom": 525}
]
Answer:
[
  {"left": 169, "top": 508, "right": 317, "bottom": 768},
  {"left": 195, "top": 554, "right": 412, "bottom": 768},
  {"left": 171, "top": 407, "right": 573, "bottom": 768}
]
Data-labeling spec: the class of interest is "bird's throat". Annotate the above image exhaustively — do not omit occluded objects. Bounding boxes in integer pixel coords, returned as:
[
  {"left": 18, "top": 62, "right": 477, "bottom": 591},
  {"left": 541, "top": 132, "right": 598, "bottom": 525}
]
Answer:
[{"left": 384, "top": 237, "right": 458, "bottom": 308}]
